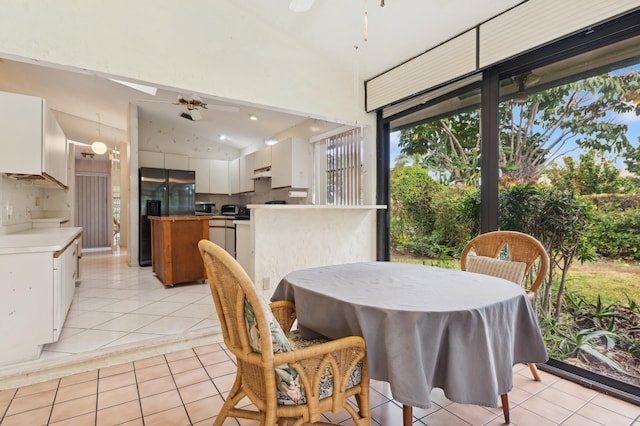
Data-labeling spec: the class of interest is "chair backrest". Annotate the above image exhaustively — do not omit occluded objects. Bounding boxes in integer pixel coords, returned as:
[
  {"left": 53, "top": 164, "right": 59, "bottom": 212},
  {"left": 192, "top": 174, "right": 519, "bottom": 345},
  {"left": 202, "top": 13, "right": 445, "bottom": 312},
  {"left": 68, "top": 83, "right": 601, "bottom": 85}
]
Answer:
[
  {"left": 198, "top": 239, "right": 277, "bottom": 360},
  {"left": 461, "top": 230, "right": 550, "bottom": 294}
]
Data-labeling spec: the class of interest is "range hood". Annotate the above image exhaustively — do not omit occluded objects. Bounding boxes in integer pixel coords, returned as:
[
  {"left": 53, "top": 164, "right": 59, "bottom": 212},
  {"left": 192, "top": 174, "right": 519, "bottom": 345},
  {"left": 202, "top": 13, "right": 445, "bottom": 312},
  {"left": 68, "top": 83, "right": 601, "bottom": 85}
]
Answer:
[{"left": 251, "top": 167, "right": 272, "bottom": 180}]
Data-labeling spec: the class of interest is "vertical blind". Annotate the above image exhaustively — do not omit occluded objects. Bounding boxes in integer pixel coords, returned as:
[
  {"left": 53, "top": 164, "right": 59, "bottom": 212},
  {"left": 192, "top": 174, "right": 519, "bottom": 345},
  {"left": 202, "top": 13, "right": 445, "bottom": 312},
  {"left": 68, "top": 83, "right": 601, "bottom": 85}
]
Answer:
[
  {"left": 75, "top": 174, "right": 111, "bottom": 248},
  {"left": 321, "top": 127, "right": 364, "bottom": 205}
]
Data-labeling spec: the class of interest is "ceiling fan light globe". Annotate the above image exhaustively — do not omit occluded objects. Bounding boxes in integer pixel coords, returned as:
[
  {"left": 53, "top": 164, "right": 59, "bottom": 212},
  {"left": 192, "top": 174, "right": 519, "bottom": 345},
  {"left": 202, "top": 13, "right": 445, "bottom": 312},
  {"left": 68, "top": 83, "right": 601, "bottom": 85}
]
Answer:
[{"left": 91, "top": 141, "right": 108, "bottom": 155}]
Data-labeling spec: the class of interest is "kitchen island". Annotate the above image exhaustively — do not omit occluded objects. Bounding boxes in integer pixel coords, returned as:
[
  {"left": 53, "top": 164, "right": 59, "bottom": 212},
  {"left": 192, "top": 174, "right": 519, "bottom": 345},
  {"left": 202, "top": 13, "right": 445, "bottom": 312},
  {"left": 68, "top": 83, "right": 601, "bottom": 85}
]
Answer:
[
  {"left": 236, "top": 204, "right": 386, "bottom": 298},
  {"left": 149, "top": 215, "right": 213, "bottom": 286},
  {"left": 0, "top": 226, "right": 82, "bottom": 365}
]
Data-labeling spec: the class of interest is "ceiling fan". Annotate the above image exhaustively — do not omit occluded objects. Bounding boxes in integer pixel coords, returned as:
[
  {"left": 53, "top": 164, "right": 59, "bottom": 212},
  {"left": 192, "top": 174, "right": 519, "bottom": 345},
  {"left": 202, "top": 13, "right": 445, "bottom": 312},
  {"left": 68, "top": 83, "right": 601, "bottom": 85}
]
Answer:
[{"left": 137, "top": 94, "right": 240, "bottom": 121}]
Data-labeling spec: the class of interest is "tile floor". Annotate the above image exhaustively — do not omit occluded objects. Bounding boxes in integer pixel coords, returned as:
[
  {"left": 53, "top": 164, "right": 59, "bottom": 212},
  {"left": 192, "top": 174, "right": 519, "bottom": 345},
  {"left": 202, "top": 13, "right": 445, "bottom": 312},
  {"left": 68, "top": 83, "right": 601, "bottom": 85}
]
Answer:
[{"left": 1, "top": 250, "right": 639, "bottom": 425}]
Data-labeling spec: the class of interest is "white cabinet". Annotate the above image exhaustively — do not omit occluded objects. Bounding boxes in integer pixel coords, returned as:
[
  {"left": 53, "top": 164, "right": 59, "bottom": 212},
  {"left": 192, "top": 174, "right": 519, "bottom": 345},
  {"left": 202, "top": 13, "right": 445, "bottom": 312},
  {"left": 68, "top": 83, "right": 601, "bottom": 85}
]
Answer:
[
  {"left": 209, "top": 219, "right": 226, "bottom": 249},
  {"left": 189, "top": 158, "right": 211, "bottom": 193},
  {"left": 235, "top": 222, "right": 251, "bottom": 278},
  {"left": 190, "top": 158, "right": 230, "bottom": 194},
  {"left": 229, "top": 158, "right": 240, "bottom": 194},
  {"left": 239, "top": 154, "right": 255, "bottom": 193},
  {"left": 53, "top": 238, "right": 79, "bottom": 341},
  {"left": 0, "top": 91, "right": 68, "bottom": 187},
  {"left": 253, "top": 147, "right": 271, "bottom": 171},
  {"left": 271, "top": 137, "right": 312, "bottom": 189},
  {"left": 210, "top": 160, "right": 229, "bottom": 194},
  {"left": 140, "top": 151, "right": 189, "bottom": 170},
  {"left": 208, "top": 218, "right": 236, "bottom": 257},
  {"left": 0, "top": 230, "right": 81, "bottom": 365}
]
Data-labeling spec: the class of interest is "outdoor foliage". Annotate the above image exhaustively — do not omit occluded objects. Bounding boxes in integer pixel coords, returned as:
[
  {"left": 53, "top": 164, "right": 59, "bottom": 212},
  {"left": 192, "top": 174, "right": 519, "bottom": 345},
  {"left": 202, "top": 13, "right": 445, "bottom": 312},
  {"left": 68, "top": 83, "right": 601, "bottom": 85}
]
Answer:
[
  {"left": 398, "top": 72, "right": 640, "bottom": 185},
  {"left": 584, "top": 194, "right": 640, "bottom": 260}
]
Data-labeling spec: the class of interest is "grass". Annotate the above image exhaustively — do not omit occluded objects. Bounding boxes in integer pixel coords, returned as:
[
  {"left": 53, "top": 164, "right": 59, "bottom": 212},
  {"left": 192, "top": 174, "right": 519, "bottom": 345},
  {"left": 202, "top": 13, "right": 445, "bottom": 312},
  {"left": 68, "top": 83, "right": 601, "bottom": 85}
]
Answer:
[{"left": 393, "top": 254, "right": 640, "bottom": 305}]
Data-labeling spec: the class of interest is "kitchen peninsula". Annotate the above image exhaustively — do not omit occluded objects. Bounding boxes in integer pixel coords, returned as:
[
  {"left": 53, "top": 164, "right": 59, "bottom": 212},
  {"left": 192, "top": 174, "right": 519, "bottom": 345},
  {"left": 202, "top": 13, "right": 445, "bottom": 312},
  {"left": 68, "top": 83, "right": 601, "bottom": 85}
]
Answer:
[
  {"left": 149, "top": 215, "right": 212, "bottom": 286},
  {"left": 235, "top": 204, "right": 386, "bottom": 299}
]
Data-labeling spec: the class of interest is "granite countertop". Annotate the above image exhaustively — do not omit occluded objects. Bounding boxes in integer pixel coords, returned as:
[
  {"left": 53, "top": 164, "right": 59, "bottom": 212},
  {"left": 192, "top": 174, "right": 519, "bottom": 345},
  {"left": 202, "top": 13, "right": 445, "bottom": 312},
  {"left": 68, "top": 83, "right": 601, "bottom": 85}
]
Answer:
[{"left": 0, "top": 227, "right": 82, "bottom": 254}]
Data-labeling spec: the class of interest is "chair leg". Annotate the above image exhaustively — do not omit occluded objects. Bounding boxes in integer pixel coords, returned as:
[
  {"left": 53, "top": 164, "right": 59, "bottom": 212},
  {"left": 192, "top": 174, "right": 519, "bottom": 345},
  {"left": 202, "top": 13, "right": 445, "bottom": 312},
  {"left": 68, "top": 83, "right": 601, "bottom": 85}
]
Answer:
[
  {"left": 528, "top": 362, "right": 541, "bottom": 381},
  {"left": 500, "top": 393, "right": 510, "bottom": 424}
]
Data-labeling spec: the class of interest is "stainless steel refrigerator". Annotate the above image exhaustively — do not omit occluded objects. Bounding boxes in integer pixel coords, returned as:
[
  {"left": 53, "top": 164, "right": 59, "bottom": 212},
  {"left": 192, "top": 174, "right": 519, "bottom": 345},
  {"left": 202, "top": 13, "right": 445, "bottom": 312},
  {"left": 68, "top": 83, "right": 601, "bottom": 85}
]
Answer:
[{"left": 139, "top": 167, "right": 196, "bottom": 266}]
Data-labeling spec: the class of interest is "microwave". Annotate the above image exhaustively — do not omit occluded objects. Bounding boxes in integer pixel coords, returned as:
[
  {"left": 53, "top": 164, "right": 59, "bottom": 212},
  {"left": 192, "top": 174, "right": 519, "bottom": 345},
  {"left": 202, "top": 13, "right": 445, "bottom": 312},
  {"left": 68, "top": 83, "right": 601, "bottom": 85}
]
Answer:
[{"left": 195, "top": 202, "right": 216, "bottom": 215}]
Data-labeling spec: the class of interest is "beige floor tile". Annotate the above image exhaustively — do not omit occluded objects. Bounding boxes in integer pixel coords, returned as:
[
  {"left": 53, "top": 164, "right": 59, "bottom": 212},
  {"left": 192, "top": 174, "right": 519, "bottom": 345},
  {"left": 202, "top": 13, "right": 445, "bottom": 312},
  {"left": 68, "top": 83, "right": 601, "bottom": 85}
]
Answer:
[
  {"left": 196, "top": 349, "right": 233, "bottom": 366},
  {"left": 59, "top": 370, "right": 98, "bottom": 388},
  {"left": 178, "top": 380, "right": 218, "bottom": 404},
  {"left": 508, "top": 406, "right": 558, "bottom": 426},
  {"left": 140, "top": 389, "right": 183, "bottom": 417},
  {"left": 134, "top": 362, "right": 172, "bottom": 383},
  {"left": 54, "top": 379, "right": 97, "bottom": 404},
  {"left": 143, "top": 405, "right": 191, "bottom": 426},
  {"left": 96, "top": 400, "right": 142, "bottom": 426},
  {"left": 137, "top": 375, "right": 177, "bottom": 398},
  {"left": 98, "top": 362, "right": 134, "bottom": 378},
  {"left": 212, "top": 373, "right": 237, "bottom": 394},
  {"left": 184, "top": 395, "right": 225, "bottom": 423},
  {"left": 97, "top": 370, "right": 136, "bottom": 393},
  {"left": 168, "top": 356, "right": 203, "bottom": 374},
  {"left": 590, "top": 392, "right": 640, "bottom": 419},
  {"left": 97, "top": 384, "right": 139, "bottom": 410},
  {"left": 0, "top": 388, "right": 17, "bottom": 402},
  {"left": 575, "top": 402, "right": 636, "bottom": 425},
  {"left": 0, "top": 405, "right": 52, "bottom": 426},
  {"left": 14, "top": 378, "right": 59, "bottom": 397},
  {"left": 49, "top": 411, "right": 96, "bottom": 426},
  {"left": 445, "top": 402, "right": 499, "bottom": 424},
  {"left": 49, "top": 394, "right": 97, "bottom": 423},
  {"left": 133, "top": 354, "right": 166, "bottom": 370},
  {"left": 165, "top": 348, "right": 197, "bottom": 362},
  {"left": 204, "top": 360, "right": 237, "bottom": 379},
  {"left": 193, "top": 343, "right": 224, "bottom": 356},
  {"left": 172, "top": 366, "right": 211, "bottom": 388},
  {"left": 419, "top": 406, "right": 471, "bottom": 425},
  {"left": 5, "top": 389, "right": 56, "bottom": 416},
  {"left": 520, "top": 394, "right": 573, "bottom": 423},
  {"left": 561, "top": 412, "right": 607, "bottom": 426},
  {"left": 550, "top": 378, "right": 600, "bottom": 401}
]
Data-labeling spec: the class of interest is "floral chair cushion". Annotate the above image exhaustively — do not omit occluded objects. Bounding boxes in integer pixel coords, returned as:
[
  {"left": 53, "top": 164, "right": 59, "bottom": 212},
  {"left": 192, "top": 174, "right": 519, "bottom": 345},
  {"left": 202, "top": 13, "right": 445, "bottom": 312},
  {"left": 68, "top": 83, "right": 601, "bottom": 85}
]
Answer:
[
  {"left": 244, "top": 299, "right": 363, "bottom": 406},
  {"left": 244, "top": 298, "right": 302, "bottom": 404},
  {"left": 466, "top": 255, "right": 527, "bottom": 284}
]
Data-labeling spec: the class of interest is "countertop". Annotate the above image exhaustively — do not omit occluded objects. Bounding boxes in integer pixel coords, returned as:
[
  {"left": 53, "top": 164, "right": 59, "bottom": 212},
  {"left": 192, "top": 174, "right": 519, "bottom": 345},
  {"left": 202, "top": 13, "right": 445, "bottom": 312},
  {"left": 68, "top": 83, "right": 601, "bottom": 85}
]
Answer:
[
  {"left": 0, "top": 227, "right": 82, "bottom": 254},
  {"left": 246, "top": 204, "right": 387, "bottom": 210},
  {"left": 148, "top": 215, "right": 214, "bottom": 221}
]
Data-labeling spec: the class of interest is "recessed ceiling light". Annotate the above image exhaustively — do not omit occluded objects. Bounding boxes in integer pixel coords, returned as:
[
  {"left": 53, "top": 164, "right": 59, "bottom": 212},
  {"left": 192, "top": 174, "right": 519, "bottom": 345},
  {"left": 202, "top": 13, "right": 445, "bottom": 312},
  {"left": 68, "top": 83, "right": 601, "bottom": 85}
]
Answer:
[
  {"left": 220, "top": 135, "right": 227, "bottom": 141},
  {"left": 249, "top": 115, "right": 258, "bottom": 121},
  {"left": 265, "top": 139, "right": 278, "bottom": 146}
]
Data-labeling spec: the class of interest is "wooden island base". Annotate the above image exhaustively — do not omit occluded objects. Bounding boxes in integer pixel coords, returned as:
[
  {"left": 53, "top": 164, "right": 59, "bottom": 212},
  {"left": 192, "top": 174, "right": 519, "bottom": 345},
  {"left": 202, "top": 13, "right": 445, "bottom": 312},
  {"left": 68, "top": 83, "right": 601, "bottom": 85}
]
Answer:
[{"left": 149, "top": 215, "right": 212, "bottom": 286}]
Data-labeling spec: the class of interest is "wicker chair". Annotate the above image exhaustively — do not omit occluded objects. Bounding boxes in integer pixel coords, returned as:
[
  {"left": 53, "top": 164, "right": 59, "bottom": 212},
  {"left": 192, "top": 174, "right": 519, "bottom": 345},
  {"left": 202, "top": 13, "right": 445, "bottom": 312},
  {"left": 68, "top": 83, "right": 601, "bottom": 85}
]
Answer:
[
  {"left": 198, "top": 239, "right": 371, "bottom": 426},
  {"left": 461, "top": 231, "right": 550, "bottom": 424}
]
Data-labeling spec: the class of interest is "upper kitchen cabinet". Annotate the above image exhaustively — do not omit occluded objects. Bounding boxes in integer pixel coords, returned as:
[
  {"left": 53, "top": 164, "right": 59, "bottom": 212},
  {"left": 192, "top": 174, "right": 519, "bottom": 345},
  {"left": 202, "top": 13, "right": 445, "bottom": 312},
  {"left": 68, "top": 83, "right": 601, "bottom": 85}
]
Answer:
[
  {"left": 229, "top": 158, "right": 240, "bottom": 194},
  {"left": 271, "top": 137, "right": 311, "bottom": 189},
  {"left": 0, "top": 91, "right": 68, "bottom": 188},
  {"left": 253, "top": 146, "right": 271, "bottom": 171},
  {"left": 238, "top": 153, "right": 255, "bottom": 193},
  {"left": 189, "top": 158, "right": 229, "bottom": 194},
  {"left": 140, "top": 151, "right": 189, "bottom": 170}
]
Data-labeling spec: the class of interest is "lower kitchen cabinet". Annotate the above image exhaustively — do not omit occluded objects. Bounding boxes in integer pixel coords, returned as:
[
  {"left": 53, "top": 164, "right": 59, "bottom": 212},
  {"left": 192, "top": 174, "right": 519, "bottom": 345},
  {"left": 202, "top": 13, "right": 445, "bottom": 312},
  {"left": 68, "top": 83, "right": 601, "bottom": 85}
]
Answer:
[
  {"left": 0, "top": 230, "right": 81, "bottom": 365},
  {"left": 208, "top": 217, "right": 236, "bottom": 257}
]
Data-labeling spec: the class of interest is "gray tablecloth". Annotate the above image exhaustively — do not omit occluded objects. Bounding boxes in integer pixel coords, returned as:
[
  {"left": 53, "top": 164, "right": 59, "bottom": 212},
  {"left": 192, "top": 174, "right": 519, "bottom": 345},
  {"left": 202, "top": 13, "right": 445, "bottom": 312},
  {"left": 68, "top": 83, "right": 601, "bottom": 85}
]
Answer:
[{"left": 271, "top": 261, "right": 548, "bottom": 409}]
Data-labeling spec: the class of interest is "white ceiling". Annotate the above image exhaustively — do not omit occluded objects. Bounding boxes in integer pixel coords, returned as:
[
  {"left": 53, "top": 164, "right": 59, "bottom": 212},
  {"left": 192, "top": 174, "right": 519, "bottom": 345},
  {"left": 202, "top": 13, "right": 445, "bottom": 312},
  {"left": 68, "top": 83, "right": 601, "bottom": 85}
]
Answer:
[{"left": 0, "top": 0, "right": 523, "bottom": 155}]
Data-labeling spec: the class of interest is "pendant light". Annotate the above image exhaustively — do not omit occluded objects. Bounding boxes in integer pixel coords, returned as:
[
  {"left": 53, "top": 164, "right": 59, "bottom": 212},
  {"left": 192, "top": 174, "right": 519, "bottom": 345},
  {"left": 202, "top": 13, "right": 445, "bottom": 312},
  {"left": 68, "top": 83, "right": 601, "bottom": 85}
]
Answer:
[{"left": 91, "top": 113, "right": 108, "bottom": 155}]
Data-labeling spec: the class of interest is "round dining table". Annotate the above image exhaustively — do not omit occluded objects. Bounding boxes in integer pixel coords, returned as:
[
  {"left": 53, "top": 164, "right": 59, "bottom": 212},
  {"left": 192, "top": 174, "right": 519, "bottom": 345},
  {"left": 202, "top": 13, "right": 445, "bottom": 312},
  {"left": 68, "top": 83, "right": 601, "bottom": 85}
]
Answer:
[{"left": 271, "top": 261, "right": 548, "bottom": 424}]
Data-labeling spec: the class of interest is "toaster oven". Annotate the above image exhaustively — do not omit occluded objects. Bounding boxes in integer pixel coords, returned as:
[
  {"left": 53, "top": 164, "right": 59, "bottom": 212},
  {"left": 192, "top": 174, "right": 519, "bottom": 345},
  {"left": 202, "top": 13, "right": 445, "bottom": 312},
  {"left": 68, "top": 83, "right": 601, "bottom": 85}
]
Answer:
[
  {"left": 195, "top": 202, "right": 216, "bottom": 215},
  {"left": 220, "top": 204, "right": 240, "bottom": 216}
]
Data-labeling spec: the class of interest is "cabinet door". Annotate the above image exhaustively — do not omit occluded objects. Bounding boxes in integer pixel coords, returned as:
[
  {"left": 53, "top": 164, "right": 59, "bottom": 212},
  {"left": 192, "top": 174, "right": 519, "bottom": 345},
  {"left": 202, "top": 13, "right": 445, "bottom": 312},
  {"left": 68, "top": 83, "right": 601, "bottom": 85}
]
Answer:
[
  {"left": 189, "top": 158, "right": 211, "bottom": 193},
  {"left": 209, "top": 220, "right": 226, "bottom": 249},
  {"left": 210, "top": 160, "right": 229, "bottom": 194},
  {"left": 254, "top": 147, "right": 271, "bottom": 170},
  {"left": 272, "top": 138, "right": 311, "bottom": 189},
  {"left": 0, "top": 92, "right": 45, "bottom": 176},
  {"left": 271, "top": 138, "right": 292, "bottom": 189},
  {"left": 238, "top": 154, "right": 255, "bottom": 193},
  {"left": 225, "top": 220, "right": 236, "bottom": 257},
  {"left": 53, "top": 239, "right": 77, "bottom": 341},
  {"left": 229, "top": 158, "right": 240, "bottom": 194},
  {"left": 42, "top": 104, "right": 68, "bottom": 186}
]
